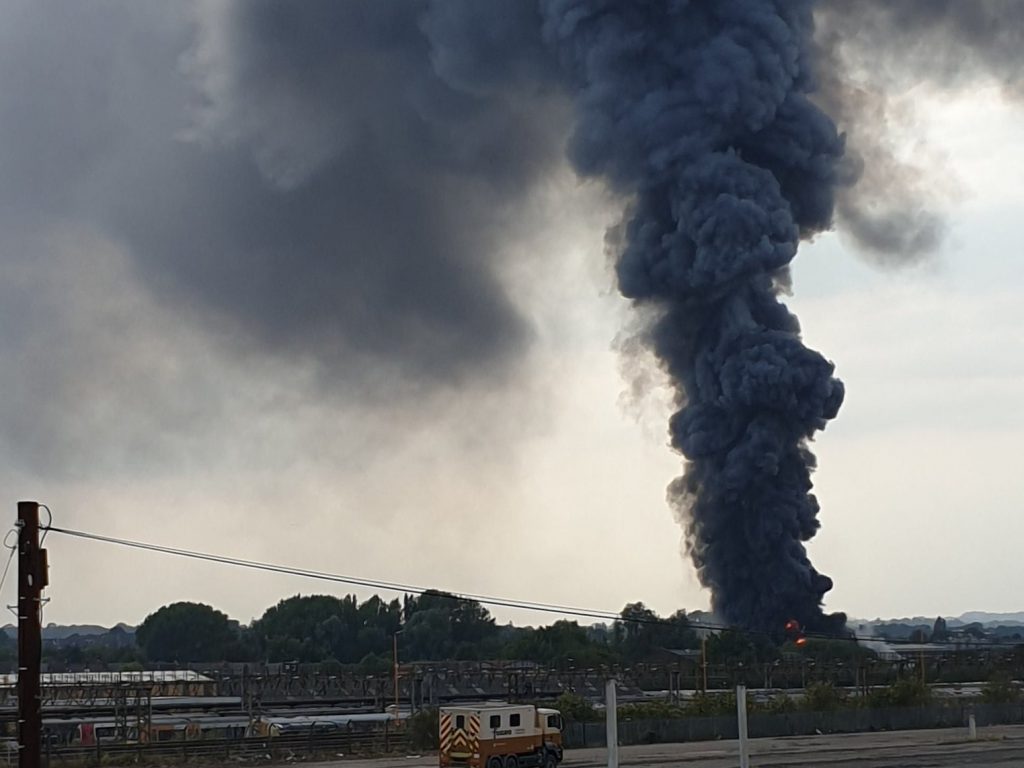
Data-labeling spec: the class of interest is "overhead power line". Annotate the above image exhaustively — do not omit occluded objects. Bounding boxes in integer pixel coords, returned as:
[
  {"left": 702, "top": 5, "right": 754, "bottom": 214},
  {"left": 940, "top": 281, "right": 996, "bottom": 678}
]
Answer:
[
  {"left": 41, "top": 525, "right": 626, "bottom": 622},
  {"left": 42, "top": 524, "right": 960, "bottom": 648}
]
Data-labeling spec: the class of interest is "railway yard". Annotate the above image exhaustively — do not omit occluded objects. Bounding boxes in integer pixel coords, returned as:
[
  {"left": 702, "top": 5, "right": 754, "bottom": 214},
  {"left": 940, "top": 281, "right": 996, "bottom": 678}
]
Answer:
[{"left": 1, "top": 666, "right": 1022, "bottom": 767}]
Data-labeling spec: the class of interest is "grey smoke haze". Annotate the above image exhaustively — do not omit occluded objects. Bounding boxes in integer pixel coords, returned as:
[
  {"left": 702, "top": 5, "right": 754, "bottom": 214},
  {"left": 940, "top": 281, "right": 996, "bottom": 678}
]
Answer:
[
  {"left": 0, "top": 1, "right": 568, "bottom": 476},
  {"left": 125, "top": 1, "right": 568, "bottom": 384},
  {"left": 819, "top": 0, "right": 1024, "bottom": 90},
  {"left": 814, "top": 0, "right": 1024, "bottom": 263}
]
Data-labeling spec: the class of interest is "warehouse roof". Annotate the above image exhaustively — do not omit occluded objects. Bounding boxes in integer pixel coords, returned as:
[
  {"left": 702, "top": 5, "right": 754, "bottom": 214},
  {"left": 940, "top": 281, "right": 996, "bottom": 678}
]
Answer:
[{"left": 0, "top": 670, "right": 213, "bottom": 686}]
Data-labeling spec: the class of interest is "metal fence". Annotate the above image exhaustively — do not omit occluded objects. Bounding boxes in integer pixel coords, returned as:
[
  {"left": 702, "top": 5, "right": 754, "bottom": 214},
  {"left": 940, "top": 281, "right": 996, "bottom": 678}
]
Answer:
[
  {"left": 11, "top": 703, "right": 1024, "bottom": 764},
  {"left": 17, "top": 728, "right": 410, "bottom": 766},
  {"left": 564, "top": 702, "right": 1024, "bottom": 748}
]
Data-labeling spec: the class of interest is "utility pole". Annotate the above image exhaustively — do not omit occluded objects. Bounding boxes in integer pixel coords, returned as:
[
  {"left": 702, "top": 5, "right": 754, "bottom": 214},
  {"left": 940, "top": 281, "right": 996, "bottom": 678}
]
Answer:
[{"left": 17, "top": 501, "right": 47, "bottom": 768}]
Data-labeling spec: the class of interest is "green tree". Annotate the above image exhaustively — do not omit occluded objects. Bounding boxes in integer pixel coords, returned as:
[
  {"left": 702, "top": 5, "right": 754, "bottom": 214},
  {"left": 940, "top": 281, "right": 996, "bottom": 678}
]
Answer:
[
  {"left": 403, "top": 606, "right": 455, "bottom": 660},
  {"left": 506, "top": 620, "right": 613, "bottom": 666},
  {"left": 763, "top": 694, "right": 797, "bottom": 714},
  {"left": 0, "top": 633, "right": 16, "bottom": 667},
  {"left": 254, "top": 595, "right": 359, "bottom": 662},
  {"left": 355, "top": 652, "right": 391, "bottom": 676},
  {"left": 868, "top": 678, "right": 932, "bottom": 708},
  {"left": 801, "top": 682, "right": 846, "bottom": 711},
  {"left": 615, "top": 602, "right": 658, "bottom": 660},
  {"left": 686, "top": 692, "right": 736, "bottom": 716},
  {"left": 136, "top": 602, "right": 236, "bottom": 662},
  {"left": 251, "top": 593, "right": 405, "bottom": 663},
  {"left": 982, "top": 673, "right": 1021, "bottom": 703},
  {"left": 618, "top": 701, "right": 686, "bottom": 720},
  {"left": 407, "top": 708, "right": 439, "bottom": 751},
  {"left": 402, "top": 591, "right": 498, "bottom": 660},
  {"left": 613, "top": 603, "right": 697, "bottom": 662},
  {"left": 662, "top": 610, "right": 699, "bottom": 649},
  {"left": 223, "top": 625, "right": 260, "bottom": 662},
  {"left": 356, "top": 596, "right": 401, "bottom": 657},
  {"left": 553, "top": 692, "right": 600, "bottom": 722},
  {"left": 706, "top": 629, "right": 777, "bottom": 665},
  {"left": 610, "top": 606, "right": 700, "bottom": 663}
]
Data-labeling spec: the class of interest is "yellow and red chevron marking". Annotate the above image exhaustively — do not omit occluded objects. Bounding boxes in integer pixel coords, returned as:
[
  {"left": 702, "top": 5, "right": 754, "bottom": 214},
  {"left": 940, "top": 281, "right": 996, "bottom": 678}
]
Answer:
[
  {"left": 450, "top": 732, "right": 471, "bottom": 753},
  {"left": 440, "top": 713, "right": 454, "bottom": 752},
  {"left": 465, "top": 714, "right": 480, "bottom": 752},
  {"left": 442, "top": 713, "right": 480, "bottom": 757}
]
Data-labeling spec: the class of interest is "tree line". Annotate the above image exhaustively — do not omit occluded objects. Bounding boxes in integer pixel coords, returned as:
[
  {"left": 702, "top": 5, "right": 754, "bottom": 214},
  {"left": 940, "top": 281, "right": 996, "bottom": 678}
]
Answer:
[
  {"left": 130, "top": 591, "right": 706, "bottom": 669},
  {"left": 15, "top": 590, "right": 879, "bottom": 671}
]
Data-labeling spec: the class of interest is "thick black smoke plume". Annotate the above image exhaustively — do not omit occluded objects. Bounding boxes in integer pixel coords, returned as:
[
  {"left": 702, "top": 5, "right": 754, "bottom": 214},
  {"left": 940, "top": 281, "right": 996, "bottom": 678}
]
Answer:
[{"left": 541, "top": 1, "right": 848, "bottom": 635}]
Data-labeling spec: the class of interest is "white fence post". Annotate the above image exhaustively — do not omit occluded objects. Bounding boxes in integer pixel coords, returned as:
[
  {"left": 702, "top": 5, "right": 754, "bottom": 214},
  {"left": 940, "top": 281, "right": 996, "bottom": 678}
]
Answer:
[{"left": 736, "top": 684, "right": 750, "bottom": 768}]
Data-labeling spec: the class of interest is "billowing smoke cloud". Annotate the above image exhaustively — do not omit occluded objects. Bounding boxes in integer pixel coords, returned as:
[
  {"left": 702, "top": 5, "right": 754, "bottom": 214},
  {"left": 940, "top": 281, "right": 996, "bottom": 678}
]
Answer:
[
  {"left": 5, "top": 0, "right": 1017, "bottom": 632},
  {"left": 126, "top": 2, "right": 568, "bottom": 387},
  {"left": 814, "top": 0, "right": 1024, "bottom": 263},
  {"left": 818, "top": 1, "right": 1024, "bottom": 93},
  {"left": 541, "top": 1, "right": 847, "bottom": 635},
  {"left": 0, "top": 1, "right": 567, "bottom": 476}
]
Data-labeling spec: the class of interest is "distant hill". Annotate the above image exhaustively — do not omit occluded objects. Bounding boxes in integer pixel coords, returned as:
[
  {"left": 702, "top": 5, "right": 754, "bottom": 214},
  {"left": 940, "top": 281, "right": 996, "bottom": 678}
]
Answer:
[
  {"left": 851, "top": 612, "right": 1024, "bottom": 629},
  {"left": 957, "top": 612, "right": 1024, "bottom": 627},
  {"left": 2, "top": 623, "right": 136, "bottom": 641}
]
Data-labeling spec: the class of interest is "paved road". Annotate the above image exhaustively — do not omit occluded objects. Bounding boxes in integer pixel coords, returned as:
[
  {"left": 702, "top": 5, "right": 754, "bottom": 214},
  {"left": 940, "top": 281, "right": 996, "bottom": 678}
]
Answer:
[
  {"left": 325, "top": 725, "right": 1024, "bottom": 768},
  {"left": 559, "top": 725, "right": 1024, "bottom": 767}
]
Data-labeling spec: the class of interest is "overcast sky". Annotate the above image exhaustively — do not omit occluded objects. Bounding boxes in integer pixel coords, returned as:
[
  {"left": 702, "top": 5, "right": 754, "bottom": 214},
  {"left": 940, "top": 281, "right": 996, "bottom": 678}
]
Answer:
[{"left": 0, "top": 3, "right": 1021, "bottom": 629}]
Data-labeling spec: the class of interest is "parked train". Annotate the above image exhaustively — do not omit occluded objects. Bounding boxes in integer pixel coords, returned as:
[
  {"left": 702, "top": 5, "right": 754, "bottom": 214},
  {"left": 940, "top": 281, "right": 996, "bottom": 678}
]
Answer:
[{"left": 37, "top": 711, "right": 396, "bottom": 746}]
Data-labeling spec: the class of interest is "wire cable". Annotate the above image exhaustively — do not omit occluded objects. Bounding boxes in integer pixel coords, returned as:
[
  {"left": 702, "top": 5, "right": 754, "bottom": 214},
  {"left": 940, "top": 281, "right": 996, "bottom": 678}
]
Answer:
[
  {"left": 38, "top": 504, "right": 52, "bottom": 544},
  {"left": 41, "top": 524, "right": 988, "bottom": 649},
  {"left": 0, "top": 536, "right": 16, "bottom": 597},
  {"left": 41, "top": 525, "right": 626, "bottom": 623}
]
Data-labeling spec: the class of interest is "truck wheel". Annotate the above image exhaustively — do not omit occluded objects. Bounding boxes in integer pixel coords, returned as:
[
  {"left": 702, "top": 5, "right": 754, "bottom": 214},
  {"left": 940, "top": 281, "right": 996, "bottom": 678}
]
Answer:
[
  {"left": 504, "top": 757, "right": 518, "bottom": 768},
  {"left": 487, "top": 758, "right": 503, "bottom": 768}
]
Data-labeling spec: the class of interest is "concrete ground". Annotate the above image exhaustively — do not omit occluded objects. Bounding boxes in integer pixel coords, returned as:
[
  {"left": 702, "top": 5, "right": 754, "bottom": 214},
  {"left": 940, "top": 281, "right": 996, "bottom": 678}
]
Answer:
[{"left": 321, "top": 724, "right": 1024, "bottom": 768}]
